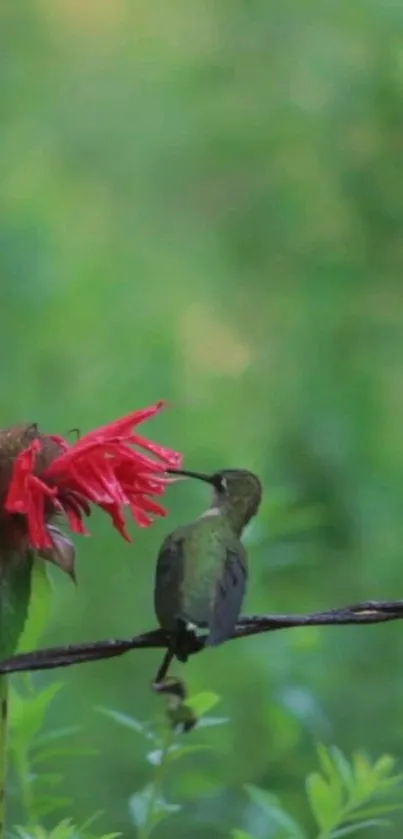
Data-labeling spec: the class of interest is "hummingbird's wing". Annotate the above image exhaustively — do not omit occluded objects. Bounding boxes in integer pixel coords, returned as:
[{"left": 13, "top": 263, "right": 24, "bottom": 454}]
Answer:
[
  {"left": 154, "top": 531, "right": 186, "bottom": 633},
  {"left": 206, "top": 543, "right": 247, "bottom": 647}
]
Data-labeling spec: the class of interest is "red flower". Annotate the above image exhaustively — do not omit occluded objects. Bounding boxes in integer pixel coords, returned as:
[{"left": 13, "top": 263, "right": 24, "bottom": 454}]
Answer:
[{"left": 1, "top": 402, "right": 181, "bottom": 579}]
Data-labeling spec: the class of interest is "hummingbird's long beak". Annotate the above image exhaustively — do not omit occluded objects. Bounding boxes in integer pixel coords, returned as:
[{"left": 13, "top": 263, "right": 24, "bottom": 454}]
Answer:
[{"left": 165, "top": 467, "right": 214, "bottom": 486}]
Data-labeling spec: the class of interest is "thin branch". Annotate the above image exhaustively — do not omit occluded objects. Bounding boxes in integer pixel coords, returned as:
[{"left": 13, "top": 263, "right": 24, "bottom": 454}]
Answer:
[{"left": 1, "top": 599, "right": 403, "bottom": 675}]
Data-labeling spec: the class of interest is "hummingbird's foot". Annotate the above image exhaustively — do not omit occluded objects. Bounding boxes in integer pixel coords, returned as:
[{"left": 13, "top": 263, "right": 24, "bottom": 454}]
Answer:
[
  {"left": 152, "top": 648, "right": 174, "bottom": 686},
  {"left": 170, "top": 619, "right": 206, "bottom": 662},
  {"left": 185, "top": 621, "right": 208, "bottom": 639}
]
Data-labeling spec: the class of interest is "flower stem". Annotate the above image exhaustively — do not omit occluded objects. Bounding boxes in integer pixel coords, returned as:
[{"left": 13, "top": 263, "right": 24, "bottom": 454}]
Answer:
[
  {"left": 0, "top": 675, "right": 9, "bottom": 838},
  {"left": 138, "top": 725, "right": 173, "bottom": 839}
]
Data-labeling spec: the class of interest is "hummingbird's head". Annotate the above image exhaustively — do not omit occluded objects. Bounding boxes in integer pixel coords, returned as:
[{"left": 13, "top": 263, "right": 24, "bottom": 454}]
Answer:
[
  {"left": 209, "top": 468, "right": 263, "bottom": 530},
  {"left": 167, "top": 467, "right": 263, "bottom": 533}
]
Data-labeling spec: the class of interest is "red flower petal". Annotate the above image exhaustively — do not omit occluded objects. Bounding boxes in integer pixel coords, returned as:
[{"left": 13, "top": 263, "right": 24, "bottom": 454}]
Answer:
[
  {"left": 4, "top": 403, "right": 182, "bottom": 549},
  {"left": 61, "top": 500, "right": 90, "bottom": 536},
  {"left": 128, "top": 432, "right": 183, "bottom": 466},
  {"left": 5, "top": 440, "right": 40, "bottom": 513},
  {"left": 69, "top": 401, "right": 166, "bottom": 449}
]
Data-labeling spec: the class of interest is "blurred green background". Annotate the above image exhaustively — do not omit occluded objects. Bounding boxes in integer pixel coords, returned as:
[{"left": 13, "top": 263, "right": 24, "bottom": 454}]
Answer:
[{"left": 2, "top": 0, "right": 403, "bottom": 836}]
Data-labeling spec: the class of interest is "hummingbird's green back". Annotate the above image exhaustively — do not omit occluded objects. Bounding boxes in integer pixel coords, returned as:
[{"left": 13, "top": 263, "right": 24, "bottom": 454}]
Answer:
[
  {"left": 154, "top": 467, "right": 262, "bottom": 651},
  {"left": 154, "top": 510, "right": 248, "bottom": 646}
]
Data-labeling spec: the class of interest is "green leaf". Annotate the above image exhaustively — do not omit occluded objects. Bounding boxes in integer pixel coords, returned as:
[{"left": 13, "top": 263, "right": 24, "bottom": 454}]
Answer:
[
  {"left": 129, "top": 785, "right": 180, "bottom": 829},
  {"left": 17, "top": 560, "right": 53, "bottom": 653},
  {"left": 34, "top": 795, "right": 72, "bottom": 818},
  {"left": 150, "top": 803, "right": 181, "bottom": 832},
  {"left": 342, "top": 804, "right": 403, "bottom": 820},
  {"left": 96, "top": 706, "right": 155, "bottom": 740},
  {"left": 10, "top": 682, "right": 64, "bottom": 755},
  {"left": 34, "top": 725, "right": 81, "bottom": 746},
  {"left": 373, "top": 755, "right": 396, "bottom": 778},
  {"left": 197, "top": 716, "right": 229, "bottom": 728},
  {"left": 232, "top": 831, "right": 256, "bottom": 839},
  {"left": 351, "top": 752, "right": 375, "bottom": 800},
  {"left": 129, "top": 785, "right": 155, "bottom": 829},
  {"left": 0, "top": 551, "right": 33, "bottom": 658},
  {"left": 147, "top": 747, "right": 172, "bottom": 766},
  {"left": 78, "top": 810, "right": 123, "bottom": 839},
  {"left": 167, "top": 744, "right": 212, "bottom": 761},
  {"left": 31, "top": 771, "right": 64, "bottom": 787},
  {"left": 306, "top": 772, "right": 340, "bottom": 832},
  {"left": 147, "top": 743, "right": 211, "bottom": 765},
  {"left": 331, "top": 819, "right": 391, "bottom": 837},
  {"left": 91, "top": 834, "right": 122, "bottom": 839},
  {"left": 245, "top": 785, "right": 306, "bottom": 838},
  {"left": 186, "top": 691, "right": 220, "bottom": 717},
  {"left": 330, "top": 747, "right": 354, "bottom": 791},
  {"left": 43, "top": 819, "right": 73, "bottom": 839},
  {"left": 13, "top": 818, "right": 123, "bottom": 839},
  {"left": 31, "top": 744, "right": 98, "bottom": 764},
  {"left": 317, "top": 743, "right": 338, "bottom": 780},
  {"left": 316, "top": 744, "right": 344, "bottom": 808}
]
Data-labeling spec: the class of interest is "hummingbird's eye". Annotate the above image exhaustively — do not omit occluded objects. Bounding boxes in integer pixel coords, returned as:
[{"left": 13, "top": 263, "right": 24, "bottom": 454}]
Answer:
[{"left": 218, "top": 476, "right": 227, "bottom": 493}]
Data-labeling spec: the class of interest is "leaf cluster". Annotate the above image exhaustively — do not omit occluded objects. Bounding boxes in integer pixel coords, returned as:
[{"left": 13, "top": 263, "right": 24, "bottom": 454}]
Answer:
[{"left": 233, "top": 745, "right": 403, "bottom": 839}]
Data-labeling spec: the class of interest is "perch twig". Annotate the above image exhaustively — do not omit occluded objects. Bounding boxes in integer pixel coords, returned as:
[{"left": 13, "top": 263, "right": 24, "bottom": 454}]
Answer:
[{"left": 0, "top": 599, "right": 402, "bottom": 675}]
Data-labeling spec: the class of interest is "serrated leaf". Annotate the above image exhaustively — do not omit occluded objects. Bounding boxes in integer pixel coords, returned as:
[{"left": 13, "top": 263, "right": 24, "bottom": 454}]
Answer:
[
  {"left": 186, "top": 692, "right": 220, "bottom": 717},
  {"left": 245, "top": 785, "right": 306, "bottom": 838},
  {"left": 306, "top": 773, "right": 340, "bottom": 831},
  {"left": 10, "top": 683, "right": 64, "bottom": 756},
  {"left": 17, "top": 560, "right": 53, "bottom": 653}
]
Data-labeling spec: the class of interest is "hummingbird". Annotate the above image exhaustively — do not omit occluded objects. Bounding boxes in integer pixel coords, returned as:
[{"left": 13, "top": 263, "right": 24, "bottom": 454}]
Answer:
[{"left": 154, "top": 468, "right": 262, "bottom": 667}]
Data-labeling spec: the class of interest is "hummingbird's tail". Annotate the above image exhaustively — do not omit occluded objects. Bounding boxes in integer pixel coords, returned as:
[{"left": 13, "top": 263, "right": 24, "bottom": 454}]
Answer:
[{"left": 205, "top": 624, "right": 231, "bottom": 647}]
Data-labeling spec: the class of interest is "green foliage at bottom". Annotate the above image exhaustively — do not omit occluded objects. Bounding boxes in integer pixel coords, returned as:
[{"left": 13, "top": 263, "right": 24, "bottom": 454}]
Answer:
[
  {"left": 97, "top": 694, "right": 403, "bottom": 839},
  {"left": 0, "top": 675, "right": 400, "bottom": 839},
  {"left": 236, "top": 743, "right": 403, "bottom": 839}
]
